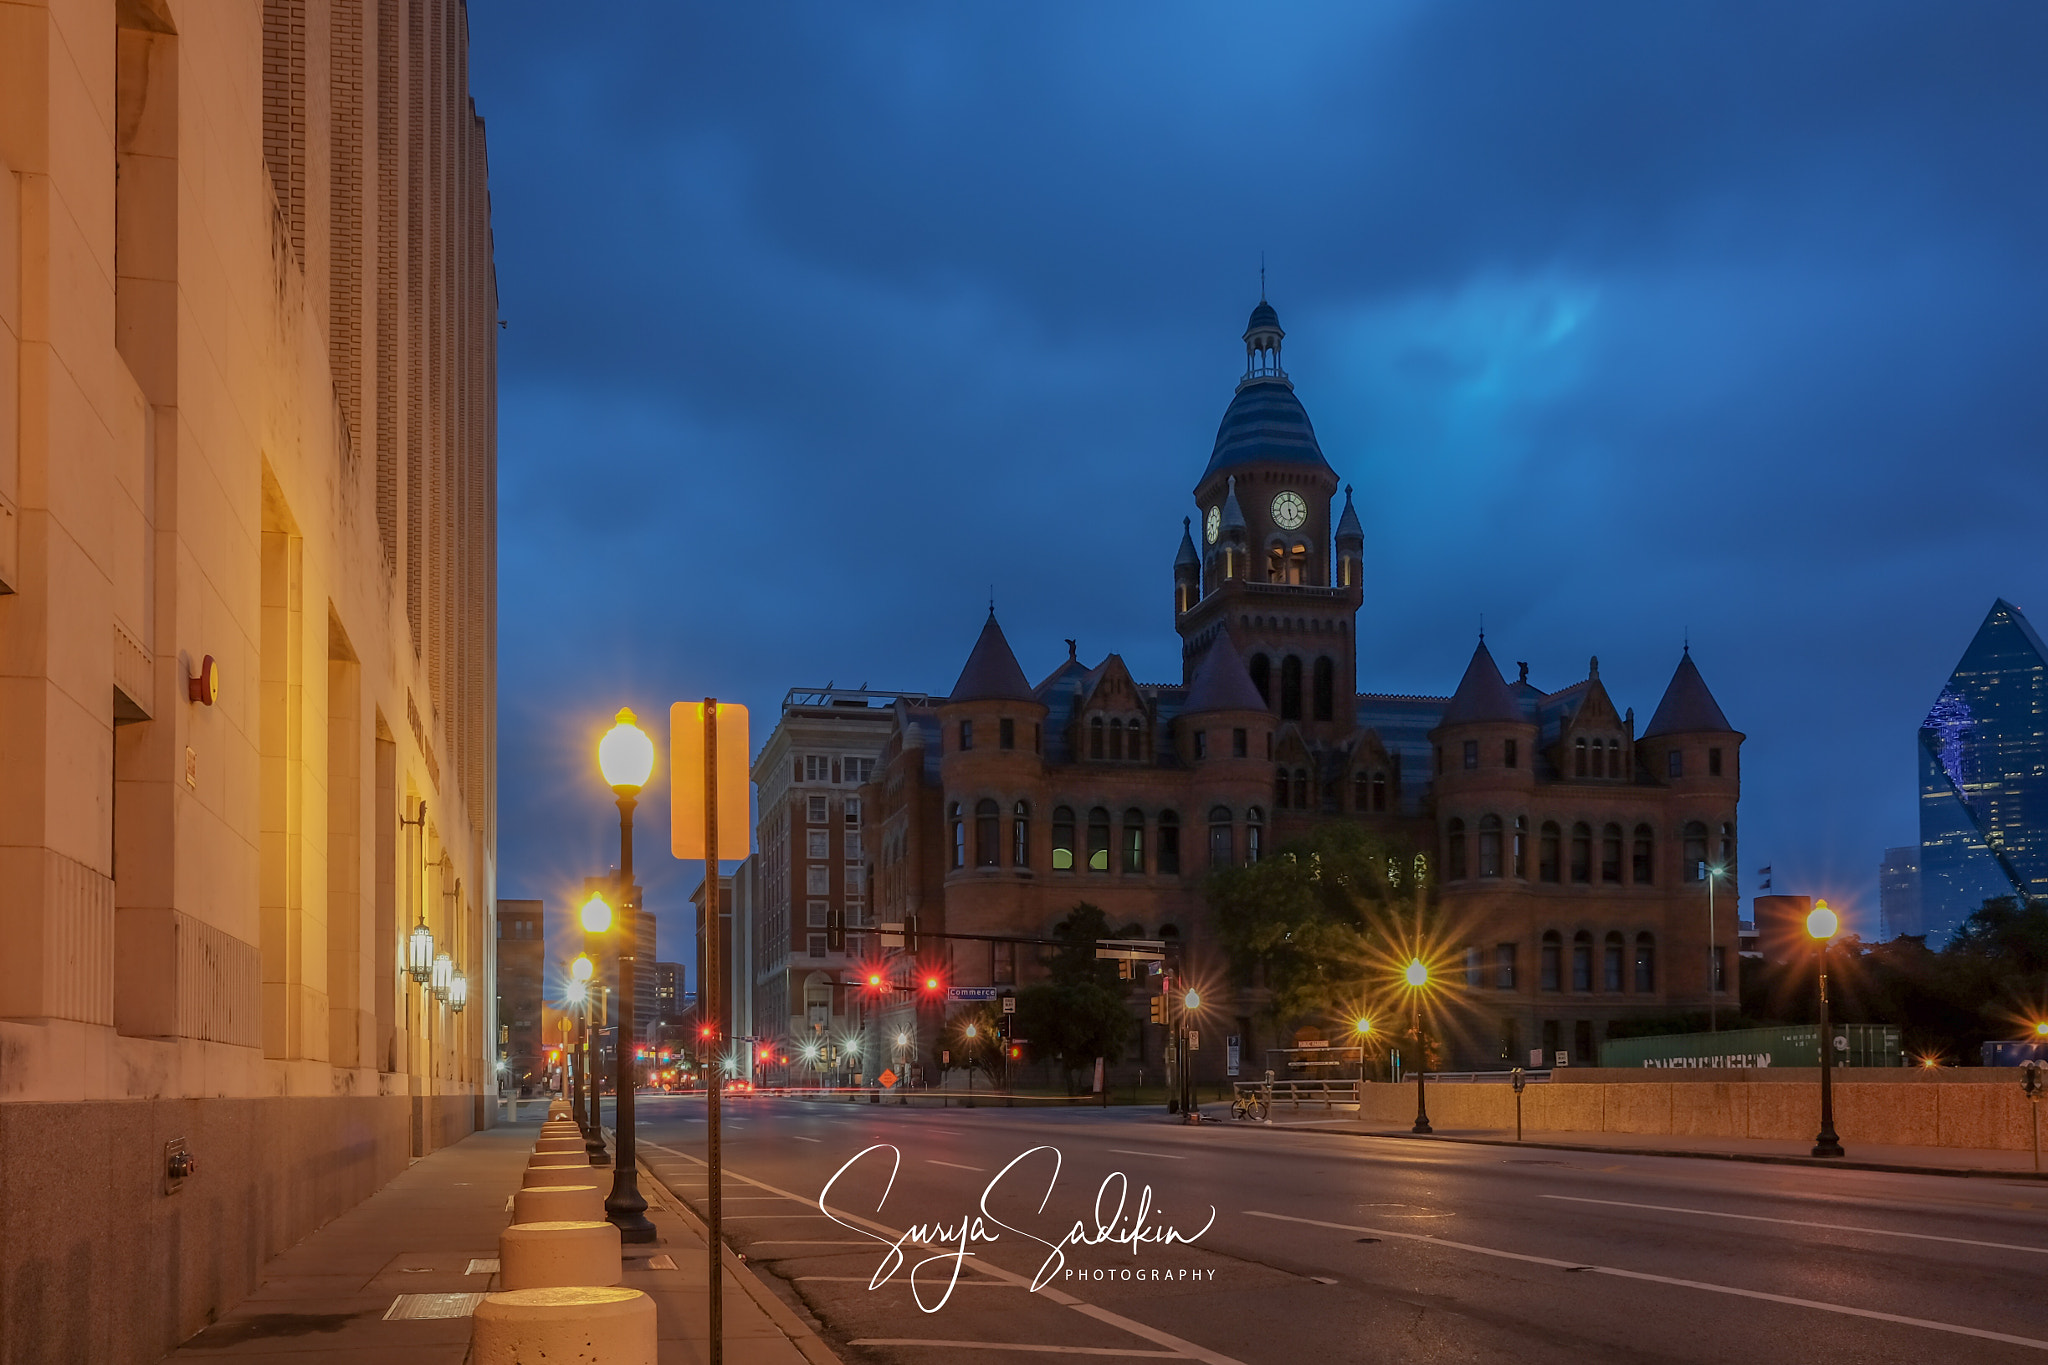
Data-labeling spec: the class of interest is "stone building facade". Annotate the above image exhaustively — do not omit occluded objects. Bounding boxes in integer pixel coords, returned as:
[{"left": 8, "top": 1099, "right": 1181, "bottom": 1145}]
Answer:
[
  {"left": 0, "top": 2, "right": 497, "bottom": 1359},
  {"left": 861, "top": 300, "right": 1742, "bottom": 1078}
]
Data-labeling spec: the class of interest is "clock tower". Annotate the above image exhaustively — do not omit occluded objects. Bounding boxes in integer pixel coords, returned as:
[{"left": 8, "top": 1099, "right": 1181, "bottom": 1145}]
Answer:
[{"left": 1175, "top": 299, "right": 1362, "bottom": 741}]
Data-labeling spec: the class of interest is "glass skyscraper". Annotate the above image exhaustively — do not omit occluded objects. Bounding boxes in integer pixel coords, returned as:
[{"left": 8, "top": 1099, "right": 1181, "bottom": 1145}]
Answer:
[{"left": 1918, "top": 598, "right": 2048, "bottom": 945}]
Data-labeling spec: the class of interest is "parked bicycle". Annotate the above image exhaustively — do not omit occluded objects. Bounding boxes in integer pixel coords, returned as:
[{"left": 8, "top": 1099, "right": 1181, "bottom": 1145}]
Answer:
[{"left": 1229, "top": 1089, "right": 1268, "bottom": 1121}]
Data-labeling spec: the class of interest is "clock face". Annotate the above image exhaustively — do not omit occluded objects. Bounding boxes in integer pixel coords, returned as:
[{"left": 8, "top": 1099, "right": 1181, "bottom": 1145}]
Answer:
[
  {"left": 1272, "top": 490, "right": 1308, "bottom": 531},
  {"left": 1204, "top": 506, "right": 1221, "bottom": 544}
]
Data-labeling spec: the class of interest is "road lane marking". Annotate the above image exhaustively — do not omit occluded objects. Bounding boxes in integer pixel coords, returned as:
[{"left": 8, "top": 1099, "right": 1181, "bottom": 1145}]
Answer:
[
  {"left": 928, "top": 1159, "right": 986, "bottom": 1172},
  {"left": 926, "top": 1128, "right": 964, "bottom": 1135},
  {"left": 1540, "top": 1194, "right": 2048, "bottom": 1256},
  {"left": 1244, "top": 1210, "right": 2048, "bottom": 1352},
  {"left": 747, "top": 1240, "right": 880, "bottom": 1245},
  {"left": 799, "top": 1275, "right": 1014, "bottom": 1284},
  {"left": 1107, "top": 1149, "right": 1187, "bottom": 1161},
  {"left": 640, "top": 1141, "right": 1247, "bottom": 1365},
  {"left": 851, "top": 1341, "right": 1181, "bottom": 1357}
]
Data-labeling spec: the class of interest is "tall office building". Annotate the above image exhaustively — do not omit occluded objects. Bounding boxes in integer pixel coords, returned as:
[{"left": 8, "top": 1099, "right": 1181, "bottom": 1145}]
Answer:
[
  {"left": 1878, "top": 847, "right": 1923, "bottom": 941},
  {"left": 1919, "top": 599, "right": 2048, "bottom": 944},
  {"left": 497, "top": 901, "right": 546, "bottom": 1092}
]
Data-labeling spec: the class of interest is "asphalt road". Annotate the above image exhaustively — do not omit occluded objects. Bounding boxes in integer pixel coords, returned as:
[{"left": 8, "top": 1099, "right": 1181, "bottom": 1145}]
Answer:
[{"left": 613, "top": 1093, "right": 2048, "bottom": 1365}]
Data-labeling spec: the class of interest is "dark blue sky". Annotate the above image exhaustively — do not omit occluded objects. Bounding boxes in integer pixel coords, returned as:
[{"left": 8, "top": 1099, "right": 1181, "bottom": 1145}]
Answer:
[{"left": 472, "top": 3, "right": 2048, "bottom": 970}]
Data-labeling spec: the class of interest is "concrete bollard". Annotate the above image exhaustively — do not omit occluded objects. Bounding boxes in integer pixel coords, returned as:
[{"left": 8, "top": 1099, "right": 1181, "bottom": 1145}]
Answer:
[
  {"left": 524, "top": 1163, "right": 591, "bottom": 1188},
  {"left": 513, "top": 1183, "right": 606, "bottom": 1225},
  {"left": 471, "top": 1286, "right": 655, "bottom": 1365},
  {"left": 528, "top": 1152, "right": 587, "bottom": 1169},
  {"left": 546, "top": 1100, "right": 571, "bottom": 1119},
  {"left": 540, "top": 1126, "right": 580, "bottom": 1140},
  {"left": 499, "top": 1220, "right": 623, "bottom": 1291},
  {"left": 533, "top": 1138, "right": 586, "bottom": 1155}
]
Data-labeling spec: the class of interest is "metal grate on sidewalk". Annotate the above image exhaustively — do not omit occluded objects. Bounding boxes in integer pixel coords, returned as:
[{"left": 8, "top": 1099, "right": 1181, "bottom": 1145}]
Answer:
[{"left": 384, "top": 1292, "right": 487, "bottom": 1320}]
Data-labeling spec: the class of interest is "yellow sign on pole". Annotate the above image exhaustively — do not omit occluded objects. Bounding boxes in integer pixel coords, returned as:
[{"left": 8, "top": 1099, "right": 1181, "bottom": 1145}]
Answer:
[{"left": 669, "top": 701, "right": 753, "bottom": 860}]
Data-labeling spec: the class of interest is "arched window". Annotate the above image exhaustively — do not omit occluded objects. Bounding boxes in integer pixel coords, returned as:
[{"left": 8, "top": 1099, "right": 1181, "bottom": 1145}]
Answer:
[
  {"left": 1312, "top": 657, "right": 1334, "bottom": 721},
  {"left": 1087, "top": 807, "right": 1111, "bottom": 872},
  {"left": 1539, "top": 822, "right": 1561, "bottom": 882},
  {"left": 1157, "top": 811, "right": 1181, "bottom": 874},
  {"left": 1572, "top": 931, "right": 1593, "bottom": 991},
  {"left": 1208, "top": 806, "right": 1234, "bottom": 868},
  {"left": 1540, "top": 931, "right": 1563, "bottom": 992},
  {"left": 1289, "top": 542, "right": 1309, "bottom": 584},
  {"left": 1601, "top": 823, "right": 1623, "bottom": 884},
  {"left": 1608, "top": 739, "right": 1622, "bottom": 779},
  {"left": 1372, "top": 772, "right": 1388, "bottom": 811},
  {"left": 1127, "top": 719, "right": 1146, "bottom": 761},
  {"left": 1274, "top": 767, "right": 1291, "bottom": 809},
  {"left": 1574, "top": 737, "right": 1588, "bottom": 777},
  {"left": 1250, "top": 654, "right": 1272, "bottom": 704},
  {"left": 1267, "top": 543, "right": 1286, "bottom": 581},
  {"left": 1280, "top": 656, "right": 1303, "bottom": 721},
  {"left": 1123, "top": 808, "right": 1146, "bottom": 874},
  {"left": 1634, "top": 932, "right": 1657, "bottom": 992},
  {"left": 1447, "top": 819, "right": 1468, "bottom": 880},
  {"left": 1513, "top": 816, "right": 1528, "bottom": 878},
  {"left": 1051, "top": 806, "right": 1076, "bottom": 872},
  {"left": 1246, "top": 807, "right": 1264, "bottom": 862},
  {"left": 1604, "top": 932, "right": 1625, "bottom": 992},
  {"left": 1089, "top": 716, "right": 1105, "bottom": 760},
  {"left": 1293, "top": 768, "right": 1309, "bottom": 809},
  {"left": 1570, "top": 822, "right": 1592, "bottom": 884},
  {"left": 1012, "top": 801, "right": 1031, "bottom": 867},
  {"left": 949, "top": 802, "right": 964, "bottom": 869},
  {"left": 975, "top": 799, "right": 1000, "bottom": 867},
  {"left": 1108, "top": 719, "right": 1124, "bottom": 761},
  {"left": 1353, "top": 771, "right": 1370, "bottom": 810},
  {"left": 1591, "top": 740, "right": 1604, "bottom": 779},
  {"left": 1479, "top": 815, "right": 1504, "bottom": 878},
  {"left": 1632, "top": 824, "right": 1653, "bottom": 883},
  {"left": 1719, "top": 822, "right": 1735, "bottom": 871},
  {"left": 1682, "top": 821, "right": 1708, "bottom": 881}
]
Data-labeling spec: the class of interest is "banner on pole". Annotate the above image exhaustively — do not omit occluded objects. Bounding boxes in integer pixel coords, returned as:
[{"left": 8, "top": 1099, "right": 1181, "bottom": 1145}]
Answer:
[{"left": 670, "top": 701, "right": 753, "bottom": 860}]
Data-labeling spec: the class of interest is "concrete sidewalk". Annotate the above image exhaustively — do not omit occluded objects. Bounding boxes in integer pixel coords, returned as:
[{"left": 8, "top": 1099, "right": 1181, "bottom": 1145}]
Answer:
[{"left": 157, "top": 1106, "right": 839, "bottom": 1364}]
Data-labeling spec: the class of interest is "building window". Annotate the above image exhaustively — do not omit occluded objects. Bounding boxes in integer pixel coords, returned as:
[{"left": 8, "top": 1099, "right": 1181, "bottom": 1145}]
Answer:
[
  {"left": 1158, "top": 811, "right": 1181, "bottom": 874},
  {"left": 1570, "top": 823, "right": 1592, "bottom": 884},
  {"left": 807, "top": 829, "right": 829, "bottom": 859},
  {"left": 807, "top": 901, "right": 828, "bottom": 928},
  {"left": 1572, "top": 932, "right": 1593, "bottom": 992},
  {"left": 1280, "top": 656, "right": 1303, "bottom": 721},
  {"left": 1603, "top": 932, "right": 1624, "bottom": 992},
  {"left": 1012, "top": 801, "right": 1030, "bottom": 867},
  {"left": 1601, "top": 824, "right": 1622, "bottom": 884},
  {"left": 1109, "top": 719, "right": 1124, "bottom": 761},
  {"left": 1575, "top": 1020, "right": 1595, "bottom": 1065},
  {"left": 1540, "top": 932, "right": 1562, "bottom": 992},
  {"left": 1275, "top": 767, "right": 1291, "bottom": 809},
  {"left": 1513, "top": 816, "right": 1528, "bottom": 878},
  {"left": 1463, "top": 740, "right": 1479, "bottom": 770},
  {"left": 1233, "top": 728, "right": 1248, "bottom": 758},
  {"left": 1478, "top": 815, "right": 1504, "bottom": 877},
  {"left": 999, "top": 717, "right": 1015, "bottom": 751},
  {"left": 1668, "top": 749, "right": 1683, "bottom": 779},
  {"left": 1313, "top": 657, "right": 1334, "bottom": 722},
  {"left": 808, "top": 934, "right": 827, "bottom": 958},
  {"left": 1466, "top": 946, "right": 1484, "bottom": 987},
  {"left": 1246, "top": 807, "right": 1264, "bottom": 862},
  {"left": 1505, "top": 739, "right": 1518, "bottom": 769},
  {"left": 847, "top": 758, "right": 874, "bottom": 784},
  {"left": 806, "top": 866, "right": 829, "bottom": 895},
  {"left": 1372, "top": 772, "right": 1387, "bottom": 811},
  {"left": 1090, "top": 716, "right": 1105, "bottom": 759},
  {"left": 1712, "top": 945, "right": 1727, "bottom": 993},
  {"left": 1635, "top": 933, "right": 1656, "bottom": 992},
  {"left": 1353, "top": 771, "right": 1369, "bottom": 810},
  {"left": 1574, "top": 737, "right": 1588, "bottom": 777},
  {"left": 993, "top": 940, "right": 1016, "bottom": 985},
  {"left": 1194, "top": 729, "right": 1208, "bottom": 760},
  {"left": 845, "top": 797, "right": 862, "bottom": 827},
  {"left": 1539, "top": 822, "right": 1560, "bottom": 882},
  {"left": 960, "top": 720, "right": 973, "bottom": 751},
  {"left": 808, "top": 795, "right": 828, "bottom": 824},
  {"left": 1709, "top": 746, "right": 1723, "bottom": 777},
  {"left": 1682, "top": 822, "right": 1708, "bottom": 881},
  {"left": 1608, "top": 739, "right": 1621, "bottom": 778},
  {"left": 1292, "top": 768, "right": 1308, "bottom": 809},
  {"left": 1632, "top": 824, "right": 1653, "bottom": 883},
  {"left": 1446, "top": 819, "right": 1468, "bottom": 879},
  {"left": 1719, "top": 822, "right": 1735, "bottom": 871},
  {"left": 975, "top": 799, "right": 1000, "bottom": 868},
  {"left": 1052, "top": 806, "right": 1076, "bottom": 872},
  {"left": 1495, "top": 943, "right": 1517, "bottom": 990},
  {"left": 1087, "top": 807, "right": 1111, "bottom": 872},
  {"left": 1123, "top": 808, "right": 1146, "bottom": 874},
  {"left": 1250, "top": 654, "right": 1271, "bottom": 703},
  {"left": 806, "top": 755, "right": 829, "bottom": 781},
  {"left": 949, "top": 803, "right": 964, "bottom": 869},
  {"left": 1126, "top": 720, "right": 1146, "bottom": 761},
  {"left": 1034, "top": 723, "right": 1042, "bottom": 754},
  {"left": 1208, "top": 806, "right": 1233, "bottom": 867},
  {"left": 1542, "top": 1019, "right": 1561, "bottom": 1059}
]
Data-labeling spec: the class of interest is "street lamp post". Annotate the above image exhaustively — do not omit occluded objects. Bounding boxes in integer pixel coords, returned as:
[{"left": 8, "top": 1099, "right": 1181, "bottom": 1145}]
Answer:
[
  {"left": 1353, "top": 1018, "right": 1372, "bottom": 1103},
  {"left": 599, "top": 708, "right": 657, "bottom": 1242},
  {"left": 1807, "top": 900, "right": 1844, "bottom": 1158},
  {"left": 1405, "top": 960, "right": 1431, "bottom": 1134},
  {"left": 1706, "top": 862, "right": 1725, "bottom": 1033},
  {"left": 578, "top": 900, "right": 612, "bottom": 1166},
  {"left": 1181, "top": 989, "right": 1202, "bottom": 1122}
]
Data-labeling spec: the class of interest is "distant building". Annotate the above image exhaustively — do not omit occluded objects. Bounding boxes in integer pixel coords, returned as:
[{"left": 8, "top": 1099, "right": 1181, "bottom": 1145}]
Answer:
[
  {"left": 1919, "top": 599, "right": 2048, "bottom": 944},
  {"left": 654, "top": 962, "right": 684, "bottom": 1023},
  {"left": 692, "top": 873, "right": 737, "bottom": 1042},
  {"left": 1753, "top": 895, "right": 1815, "bottom": 964},
  {"left": 577, "top": 875, "right": 658, "bottom": 1044},
  {"left": 1879, "top": 846, "right": 1923, "bottom": 941},
  {"left": 497, "top": 902, "right": 547, "bottom": 1094}
]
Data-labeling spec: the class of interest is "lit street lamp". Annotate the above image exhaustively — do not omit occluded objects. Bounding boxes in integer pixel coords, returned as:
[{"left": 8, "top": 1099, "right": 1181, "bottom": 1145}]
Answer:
[
  {"left": 1353, "top": 1017, "right": 1373, "bottom": 1097},
  {"left": 598, "top": 707, "right": 657, "bottom": 1242},
  {"left": 1807, "top": 900, "right": 1844, "bottom": 1158},
  {"left": 575, "top": 907, "right": 612, "bottom": 1165},
  {"left": 1706, "top": 862, "right": 1726, "bottom": 1033},
  {"left": 1404, "top": 960, "right": 1431, "bottom": 1134}
]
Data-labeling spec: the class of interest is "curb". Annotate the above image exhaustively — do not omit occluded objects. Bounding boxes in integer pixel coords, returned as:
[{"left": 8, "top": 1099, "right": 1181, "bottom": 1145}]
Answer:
[
  {"left": 1273, "top": 1122, "right": 2048, "bottom": 1181},
  {"left": 638, "top": 1160, "right": 845, "bottom": 1365}
]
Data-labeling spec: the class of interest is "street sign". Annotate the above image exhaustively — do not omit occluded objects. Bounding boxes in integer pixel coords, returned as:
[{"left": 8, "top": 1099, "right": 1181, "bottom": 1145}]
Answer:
[
  {"left": 668, "top": 702, "right": 752, "bottom": 859},
  {"left": 878, "top": 1068, "right": 898, "bottom": 1088},
  {"left": 1189, "top": 1030, "right": 1199, "bottom": 1050},
  {"left": 948, "top": 986, "right": 998, "bottom": 1001},
  {"left": 1227, "top": 1035, "right": 1240, "bottom": 1077},
  {"left": 880, "top": 923, "right": 904, "bottom": 949},
  {"left": 1002, "top": 996, "right": 1016, "bottom": 1014},
  {"left": 1095, "top": 938, "right": 1166, "bottom": 962}
]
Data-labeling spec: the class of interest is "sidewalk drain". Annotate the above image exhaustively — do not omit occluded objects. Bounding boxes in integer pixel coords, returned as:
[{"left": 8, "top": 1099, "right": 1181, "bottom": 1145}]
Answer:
[
  {"left": 465, "top": 1259, "right": 501, "bottom": 1275},
  {"left": 385, "top": 1293, "right": 487, "bottom": 1320},
  {"left": 648, "top": 1255, "right": 678, "bottom": 1270}
]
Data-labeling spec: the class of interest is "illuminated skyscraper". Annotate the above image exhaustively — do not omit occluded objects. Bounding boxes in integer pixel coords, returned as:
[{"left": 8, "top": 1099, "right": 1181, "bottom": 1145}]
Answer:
[{"left": 1918, "top": 599, "right": 2048, "bottom": 944}]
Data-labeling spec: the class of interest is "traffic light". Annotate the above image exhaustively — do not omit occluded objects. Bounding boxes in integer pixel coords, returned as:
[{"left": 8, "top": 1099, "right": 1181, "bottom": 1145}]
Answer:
[
  {"left": 1008, "top": 1044, "right": 1023, "bottom": 1061},
  {"left": 922, "top": 973, "right": 943, "bottom": 998},
  {"left": 903, "top": 914, "right": 920, "bottom": 954},
  {"left": 1118, "top": 959, "right": 1132, "bottom": 980},
  {"left": 826, "top": 908, "right": 846, "bottom": 953},
  {"left": 1149, "top": 995, "right": 1167, "bottom": 1025},
  {"left": 866, "top": 971, "right": 885, "bottom": 992}
]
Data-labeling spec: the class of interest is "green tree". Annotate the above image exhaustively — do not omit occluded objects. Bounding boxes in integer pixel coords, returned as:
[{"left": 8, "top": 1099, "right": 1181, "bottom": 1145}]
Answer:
[{"left": 1012, "top": 903, "right": 1140, "bottom": 1091}]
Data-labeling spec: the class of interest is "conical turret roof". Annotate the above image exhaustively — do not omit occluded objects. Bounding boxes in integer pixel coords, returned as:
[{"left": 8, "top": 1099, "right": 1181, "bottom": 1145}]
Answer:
[
  {"left": 1335, "top": 485, "right": 1363, "bottom": 543},
  {"left": 1439, "top": 640, "right": 1523, "bottom": 726},
  {"left": 1218, "top": 476, "right": 1248, "bottom": 539},
  {"left": 948, "top": 612, "right": 1035, "bottom": 704},
  {"left": 1184, "top": 632, "right": 1268, "bottom": 715},
  {"left": 1642, "top": 649, "right": 1733, "bottom": 737},
  {"left": 1174, "top": 517, "right": 1200, "bottom": 571}
]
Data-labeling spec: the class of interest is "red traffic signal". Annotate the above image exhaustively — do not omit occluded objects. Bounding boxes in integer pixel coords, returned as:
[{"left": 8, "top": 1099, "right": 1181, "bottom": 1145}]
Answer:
[
  {"left": 923, "top": 975, "right": 942, "bottom": 994},
  {"left": 866, "top": 972, "right": 884, "bottom": 991},
  {"left": 1008, "top": 1044, "right": 1022, "bottom": 1060},
  {"left": 700, "top": 1025, "right": 714, "bottom": 1038}
]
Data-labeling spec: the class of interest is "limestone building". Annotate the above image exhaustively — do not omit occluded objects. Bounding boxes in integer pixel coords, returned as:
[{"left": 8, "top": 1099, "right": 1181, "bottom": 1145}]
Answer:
[
  {"left": 0, "top": 2, "right": 497, "bottom": 1359},
  {"left": 862, "top": 300, "right": 1743, "bottom": 1075}
]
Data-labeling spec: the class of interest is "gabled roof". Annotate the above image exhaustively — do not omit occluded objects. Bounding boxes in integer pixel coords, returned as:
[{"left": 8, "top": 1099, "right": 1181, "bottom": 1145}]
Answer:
[
  {"left": 1438, "top": 640, "right": 1524, "bottom": 726},
  {"left": 947, "top": 612, "right": 1034, "bottom": 704},
  {"left": 1183, "top": 632, "right": 1268, "bottom": 714},
  {"left": 1642, "top": 648, "right": 1733, "bottom": 737}
]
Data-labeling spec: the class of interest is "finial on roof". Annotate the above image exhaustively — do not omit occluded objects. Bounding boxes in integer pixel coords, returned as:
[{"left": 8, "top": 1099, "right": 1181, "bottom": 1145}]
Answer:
[
  {"left": 1260, "top": 252, "right": 1266, "bottom": 301},
  {"left": 989, "top": 586, "right": 995, "bottom": 617},
  {"left": 1479, "top": 612, "right": 1485, "bottom": 643},
  {"left": 1589, "top": 655, "right": 1600, "bottom": 679},
  {"left": 1066, "top": 638, "right": 1077, "bottom": 660},
  {"left": 1518, "top": 661, "right": 1529, "bottom": 684}
]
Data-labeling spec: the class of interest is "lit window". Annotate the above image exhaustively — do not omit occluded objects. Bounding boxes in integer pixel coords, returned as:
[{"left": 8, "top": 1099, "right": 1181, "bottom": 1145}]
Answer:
[
  {"left": 1123, "top": 808, "right": 1145, "bottom": 874},
  {"left": 1052, "top": 807, "right": 1076, "bottom": 872},
  {"left": 1246, "top": 807, "right": 1264, "bottom": 862}
]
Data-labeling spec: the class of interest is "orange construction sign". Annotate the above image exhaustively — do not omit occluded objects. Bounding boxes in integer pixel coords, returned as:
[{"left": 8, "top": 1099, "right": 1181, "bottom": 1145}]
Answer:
[{"left": 877, "top": 1069, "right": 898, "bottom": 1089}]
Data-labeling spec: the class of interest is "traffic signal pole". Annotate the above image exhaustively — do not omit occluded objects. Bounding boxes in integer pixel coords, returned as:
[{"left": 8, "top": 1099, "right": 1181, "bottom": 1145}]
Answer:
[{"left": 702, "top": 701, "right": 723, "bottom": 1365}]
